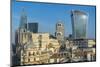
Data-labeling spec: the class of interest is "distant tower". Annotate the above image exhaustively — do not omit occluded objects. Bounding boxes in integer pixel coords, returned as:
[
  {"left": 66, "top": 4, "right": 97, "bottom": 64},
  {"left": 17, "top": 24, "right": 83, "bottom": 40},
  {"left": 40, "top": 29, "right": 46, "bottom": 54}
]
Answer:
[
  {"left": 15, "top": 8, "right": 28, "bottom": 46},
  {"left": 19, "top": 8, "right": 27, "bottom": 32},
  {"left": 55, "top": 20, "right": 64, "bottom": 41}
]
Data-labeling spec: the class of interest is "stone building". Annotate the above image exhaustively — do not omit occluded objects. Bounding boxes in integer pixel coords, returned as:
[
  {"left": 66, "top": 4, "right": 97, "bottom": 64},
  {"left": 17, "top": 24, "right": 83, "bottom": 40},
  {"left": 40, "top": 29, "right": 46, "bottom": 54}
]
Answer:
[
  {"left": 55, "top": 20, "right": 64, "bottom": 42},
  {"left": 15, "top": 31, "right": 60, "bottom": 65}
]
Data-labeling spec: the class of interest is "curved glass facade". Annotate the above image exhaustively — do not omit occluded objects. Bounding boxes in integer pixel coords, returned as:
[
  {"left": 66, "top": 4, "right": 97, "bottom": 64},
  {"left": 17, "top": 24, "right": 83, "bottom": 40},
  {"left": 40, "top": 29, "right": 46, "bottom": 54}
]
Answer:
[{"left": 71, "top": 10, "right": 88, "bottom": 39}]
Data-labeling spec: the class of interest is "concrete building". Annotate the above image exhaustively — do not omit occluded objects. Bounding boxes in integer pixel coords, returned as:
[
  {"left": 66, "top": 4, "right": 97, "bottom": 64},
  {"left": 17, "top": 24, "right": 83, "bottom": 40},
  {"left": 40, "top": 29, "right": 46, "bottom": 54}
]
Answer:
[
  {"left": 48, "top": 38, "right": 60, "bottom": 54},
  {"left": 88, "top": 39, "right": 96, "bottom": 47},
  {"left": 15, "top": 31, "right": 60, "bottom": 65},
  {"left": 21, "top": 45, "right": 50, "bottom": 65}
]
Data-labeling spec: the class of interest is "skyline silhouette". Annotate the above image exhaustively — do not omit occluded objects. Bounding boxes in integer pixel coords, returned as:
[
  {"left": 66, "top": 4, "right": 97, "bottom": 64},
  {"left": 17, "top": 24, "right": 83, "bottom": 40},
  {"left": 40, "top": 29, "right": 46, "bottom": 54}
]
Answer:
[{"left": 11, "top": 0, "right": 96, "bottom": 43}]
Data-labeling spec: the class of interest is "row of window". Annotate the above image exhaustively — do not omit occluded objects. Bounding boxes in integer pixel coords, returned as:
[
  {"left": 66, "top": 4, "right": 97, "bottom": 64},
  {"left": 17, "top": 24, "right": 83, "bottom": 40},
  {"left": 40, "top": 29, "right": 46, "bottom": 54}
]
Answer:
[
  {"left": 24, "top": 56, "right": 48, "bottom": 62},
  {"left": 57, "top": 23, "right": 63, "bottom": 26},
  {"left": 28, "top": 51, "right": 40, "bottom": 56}
]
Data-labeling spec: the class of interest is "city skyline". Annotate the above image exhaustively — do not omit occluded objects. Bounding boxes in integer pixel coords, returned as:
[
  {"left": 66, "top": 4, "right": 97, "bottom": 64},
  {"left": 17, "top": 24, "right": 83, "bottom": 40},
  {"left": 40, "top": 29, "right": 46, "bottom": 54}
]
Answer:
[
  {"left": 11, "top": 1, "right": 96, "bottom": 66},
  {"left": 12, "top": 0, "right": 96, "bottom": 43}
]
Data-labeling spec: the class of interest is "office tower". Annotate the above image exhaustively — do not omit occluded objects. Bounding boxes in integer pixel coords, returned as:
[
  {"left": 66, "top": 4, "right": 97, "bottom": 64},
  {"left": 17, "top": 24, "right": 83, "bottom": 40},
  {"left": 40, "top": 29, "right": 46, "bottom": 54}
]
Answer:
[
  {"left": 55, "top": 20, "right": 64, "bottom": 41},
  {"left": 25, "top": 23, "right": 38, "bottom": 33},
  {"left": 19, "top": 8, "right": 27, "bottom": 32},
  {"left": 71, "top": 10, "right": 88, "bottom": 39}
]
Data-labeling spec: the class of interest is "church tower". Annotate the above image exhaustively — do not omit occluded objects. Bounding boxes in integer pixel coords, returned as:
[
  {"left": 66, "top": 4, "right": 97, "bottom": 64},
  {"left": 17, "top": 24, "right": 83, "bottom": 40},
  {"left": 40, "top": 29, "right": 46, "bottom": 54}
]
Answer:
[{"left": 55, "top": 20, "right": 64, "bottom": 41}]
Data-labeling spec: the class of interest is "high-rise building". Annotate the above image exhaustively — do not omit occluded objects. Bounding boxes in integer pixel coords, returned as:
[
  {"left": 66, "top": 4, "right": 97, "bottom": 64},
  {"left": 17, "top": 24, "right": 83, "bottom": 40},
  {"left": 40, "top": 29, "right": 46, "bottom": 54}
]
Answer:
[
  {"left": 19, "top": 8, "right": 27, "bottom": 32},
  {"left": 71, "top": 10, "right": 88, "bottom": 39},
  {"left": 25, "top": 23, "right": 38, "bottom": 33},
  {"left": 55, "top": 20, "right": 64, "bottom": 41},
  {"left": 16, "top": 8, "right": 27, "bottom": 44}
]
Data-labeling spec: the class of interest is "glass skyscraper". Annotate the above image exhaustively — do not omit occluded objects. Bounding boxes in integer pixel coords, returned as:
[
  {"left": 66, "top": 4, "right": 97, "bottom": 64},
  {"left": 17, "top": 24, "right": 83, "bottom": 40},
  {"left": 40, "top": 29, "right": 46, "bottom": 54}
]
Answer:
[
  {"left": 71, "top": 10, "right": 88, "bottom": 39},
  {"left": 25, "top": 23, "right": 38, "bottom": 33},
  {"left": 19, "top": 10, "right": 27, "bottom": 29}
]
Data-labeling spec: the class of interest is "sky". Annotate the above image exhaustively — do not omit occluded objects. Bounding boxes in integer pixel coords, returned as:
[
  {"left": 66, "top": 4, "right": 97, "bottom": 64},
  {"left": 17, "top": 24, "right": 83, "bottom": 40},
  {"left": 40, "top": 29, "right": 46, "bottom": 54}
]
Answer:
[{"left": 11, "top": 0, "right": 96, "bottom": 43}]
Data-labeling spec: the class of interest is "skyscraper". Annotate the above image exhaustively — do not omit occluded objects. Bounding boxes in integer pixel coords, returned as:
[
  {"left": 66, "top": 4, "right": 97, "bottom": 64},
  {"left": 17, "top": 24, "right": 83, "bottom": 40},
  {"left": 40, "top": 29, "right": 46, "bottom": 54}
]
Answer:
[
  {"left": 19, "top": 8, "right": 27, "bottom": 32},
  {"left": 71, "top": 10, "right": 88, "bottom": 39},
  {"left": 25, "top": 23, "right": 38, "bottom": 33},
  {"left": 55, "top": 20, "right": 64, "bottom": 41}
]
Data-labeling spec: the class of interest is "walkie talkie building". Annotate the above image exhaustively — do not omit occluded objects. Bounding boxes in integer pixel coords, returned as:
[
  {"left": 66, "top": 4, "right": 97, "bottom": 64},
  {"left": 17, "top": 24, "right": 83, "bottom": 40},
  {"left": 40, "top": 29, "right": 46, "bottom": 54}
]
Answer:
[{"left": 71, "top": 10, "right": 88, "bottom": 39}]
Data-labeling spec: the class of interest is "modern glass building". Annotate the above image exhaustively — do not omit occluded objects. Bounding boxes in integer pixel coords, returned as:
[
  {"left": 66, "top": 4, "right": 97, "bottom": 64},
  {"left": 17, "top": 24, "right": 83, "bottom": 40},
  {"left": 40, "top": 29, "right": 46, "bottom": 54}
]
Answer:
[
  {"left": 71, "top": 10, "right": 88, "bottom": 39},
  {"left": 19, "top": 10, "right": 27, "bottom": 30},
  {"left": 25, "top": 23, "right": 38, "bottom": 33}
]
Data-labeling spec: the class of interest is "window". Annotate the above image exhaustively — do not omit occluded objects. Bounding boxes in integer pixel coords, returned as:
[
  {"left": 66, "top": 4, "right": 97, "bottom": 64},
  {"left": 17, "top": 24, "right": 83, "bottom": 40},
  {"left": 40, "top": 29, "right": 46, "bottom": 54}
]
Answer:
[
  {"left": 28, "top": 59, "right": 30, "bottom": 62},
  {"left": 37, "top": 52, "right": 39, "bottom": 55},
  {"left": 34, "top": 58, "right": 36, "bottom": 61},
  {"left": 29, "top": 52, "right": 33, "bottom": 56},
  {"left": 29, "top": 52, "right": 31, "bottom": 56},
  {"left": 58, "top": 23, "right": 62, "bottom": 26},
  {"left": 33, "top": 52, "right": 35, "bottom": 55}
]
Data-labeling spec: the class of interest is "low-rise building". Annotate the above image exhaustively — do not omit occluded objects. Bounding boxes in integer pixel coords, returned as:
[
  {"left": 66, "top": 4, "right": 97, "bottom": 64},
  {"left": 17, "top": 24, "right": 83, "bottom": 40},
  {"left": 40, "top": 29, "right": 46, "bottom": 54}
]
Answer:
[{"left": 16, "top": 31, "right": 60, "bottom": 65}]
